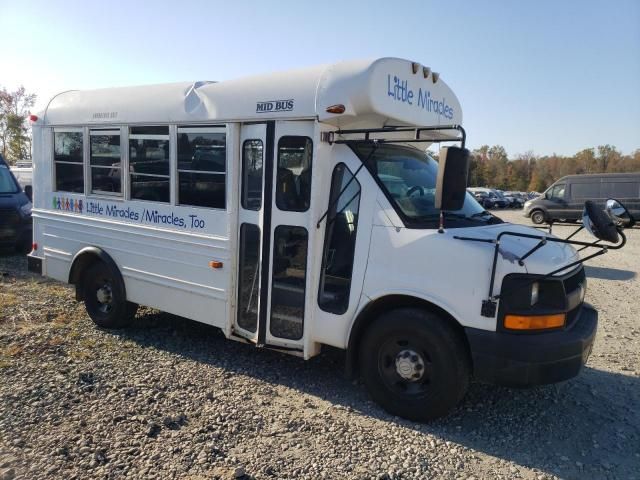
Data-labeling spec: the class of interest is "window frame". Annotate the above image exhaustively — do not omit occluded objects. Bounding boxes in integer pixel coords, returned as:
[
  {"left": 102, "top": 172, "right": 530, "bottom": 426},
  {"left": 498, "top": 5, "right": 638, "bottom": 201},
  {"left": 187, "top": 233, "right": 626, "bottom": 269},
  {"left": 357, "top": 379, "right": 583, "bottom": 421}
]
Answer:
[
  {"left": 52, "top": 127, "right": 85, "bottom": 194},
  {"left": 548, "top": 183, "right": 566, "bottom": 200},
  {"left": 275, "top": 135, "right": 313, "bottom": 212},
  {"left": 236, "top": 222, "right": 262, "bottom": 333},
  {"left": 317, "top": 163, "right": 362, "bottom": 315},
  {"left": 241, "top": 138, "right": 264, "bottom": 211},
  {"left": 269, "top": 224, "right": 309, "bottom": 340},
  {"left": 176, "top": 125, "right": 227, "bottom": 210},
  {"left": 88, "top": 128, "right": 124, "bottom": 197},
  {"left": 128, "top": 125, "right": 171, "bottom": 204}
]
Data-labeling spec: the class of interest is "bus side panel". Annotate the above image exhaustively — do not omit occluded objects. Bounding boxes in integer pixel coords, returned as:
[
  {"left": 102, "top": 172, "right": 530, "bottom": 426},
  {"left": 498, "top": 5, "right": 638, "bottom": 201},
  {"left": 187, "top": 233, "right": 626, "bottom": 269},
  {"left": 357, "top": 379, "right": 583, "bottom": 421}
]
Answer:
[{"left": 37, "top": 212, "right": 230, "bottom": 328}]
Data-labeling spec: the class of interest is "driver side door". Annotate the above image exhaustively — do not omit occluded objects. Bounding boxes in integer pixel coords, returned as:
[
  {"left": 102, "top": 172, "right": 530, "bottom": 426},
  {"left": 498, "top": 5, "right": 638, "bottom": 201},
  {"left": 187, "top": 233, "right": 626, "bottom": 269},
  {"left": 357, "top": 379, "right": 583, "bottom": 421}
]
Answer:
[{"left": 546, "top": 183, "right": 569, "bottom": 219}]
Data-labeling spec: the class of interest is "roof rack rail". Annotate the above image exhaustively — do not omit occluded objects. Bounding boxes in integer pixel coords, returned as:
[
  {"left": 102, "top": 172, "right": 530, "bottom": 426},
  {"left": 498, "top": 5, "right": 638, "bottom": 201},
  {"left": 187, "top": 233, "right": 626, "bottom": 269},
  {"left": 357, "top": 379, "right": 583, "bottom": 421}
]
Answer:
[{"left": 321, "top": 124, "right": 466, "bottom": 148}]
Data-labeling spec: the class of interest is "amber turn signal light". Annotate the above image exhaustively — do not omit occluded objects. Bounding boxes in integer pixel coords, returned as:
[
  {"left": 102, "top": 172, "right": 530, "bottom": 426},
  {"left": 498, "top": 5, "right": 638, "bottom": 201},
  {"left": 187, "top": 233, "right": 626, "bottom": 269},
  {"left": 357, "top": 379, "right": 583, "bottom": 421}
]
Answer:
[
  {"left": 325, "top": 104, "right": 346, "bottom": 114},
  {"left": 209, "top": 260, "right": 223, "bottom": 269},
  {"left": 504, "top": 313, "right": 565, "bottom": 331}
]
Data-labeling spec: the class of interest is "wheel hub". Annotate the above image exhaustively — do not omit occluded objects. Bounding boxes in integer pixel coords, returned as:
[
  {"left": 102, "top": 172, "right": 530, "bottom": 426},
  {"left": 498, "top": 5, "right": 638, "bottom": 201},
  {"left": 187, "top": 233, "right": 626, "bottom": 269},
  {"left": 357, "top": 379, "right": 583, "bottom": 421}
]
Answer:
[
  {"left": 395, "top": 349, "right": 425, "bottom": 381},
  {"left": 96, "top": 285, "right": 113, "bottom": 305}
]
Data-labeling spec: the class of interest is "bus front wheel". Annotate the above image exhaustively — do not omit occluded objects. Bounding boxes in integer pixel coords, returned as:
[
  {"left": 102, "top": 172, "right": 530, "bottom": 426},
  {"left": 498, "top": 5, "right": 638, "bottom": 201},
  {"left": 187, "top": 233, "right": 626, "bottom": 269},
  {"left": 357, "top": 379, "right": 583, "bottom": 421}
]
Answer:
[
  {"left": 81, "top": 261, "right": 137, "bottom": 329},
  {"left": 359, "top": 308, "right": 470, "bottom": 421}
]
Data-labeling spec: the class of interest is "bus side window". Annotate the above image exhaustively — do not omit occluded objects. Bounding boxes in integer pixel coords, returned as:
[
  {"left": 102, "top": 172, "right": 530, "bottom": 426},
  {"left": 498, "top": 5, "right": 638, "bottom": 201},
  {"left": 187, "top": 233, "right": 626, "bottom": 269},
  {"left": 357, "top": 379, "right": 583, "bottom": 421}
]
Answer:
[
  {"left": 276, "top": 136, "right": 312, "bottom": 212},
  {"left": 318, "top": 163, "right": 361, "bottom": 314},
  {"left": 177, "top": 127, "right": 226, "bottom": 209},
  {"left": 90, "top": 129, "right": 122, "bottom": 195},
  {"left": 129, "top": 126, "right": 170, "bottom": 203},
  {"left": 53, "top": 131, "right": 84, "bottom": 193}
]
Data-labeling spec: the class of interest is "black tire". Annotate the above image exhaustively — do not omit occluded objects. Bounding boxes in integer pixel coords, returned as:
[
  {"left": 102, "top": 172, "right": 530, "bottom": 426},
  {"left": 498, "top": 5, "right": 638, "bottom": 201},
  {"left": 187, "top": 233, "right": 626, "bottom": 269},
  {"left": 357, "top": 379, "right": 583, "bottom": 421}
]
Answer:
[
  {"left": 81, "top": 261, "right": 137, "bottom": 329},
  {"left": 530, "top": 210, "right": 546, "bottom": 224},
  {"left": 359, "top": 308, "right": 470, "bottom": 421}
]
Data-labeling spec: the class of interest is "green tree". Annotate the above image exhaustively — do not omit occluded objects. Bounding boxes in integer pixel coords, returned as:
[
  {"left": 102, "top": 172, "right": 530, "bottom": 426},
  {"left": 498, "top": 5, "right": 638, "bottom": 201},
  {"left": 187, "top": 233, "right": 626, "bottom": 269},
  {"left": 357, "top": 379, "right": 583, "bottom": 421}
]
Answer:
[
  {"left": 0, "top": 86, "right": 36, "bottom": 163},
  {"left": 487, "top": 145, "right": 508, "bottom": 188},
  {"left": 596, "top": 144, "right": 620, "bottom": 173},
  {"left": 574, "top": 148, "right": 597, "bottom": 174}
]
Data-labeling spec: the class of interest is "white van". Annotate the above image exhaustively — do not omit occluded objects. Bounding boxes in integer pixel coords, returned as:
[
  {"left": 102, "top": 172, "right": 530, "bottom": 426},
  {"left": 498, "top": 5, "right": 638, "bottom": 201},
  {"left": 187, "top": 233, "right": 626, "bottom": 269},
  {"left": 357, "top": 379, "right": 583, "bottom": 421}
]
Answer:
[
  {"left": 27, "top": 58, "right": 608, "bottom": 420},
  {"left": 10, "top": 162, "right": 33, "bottom": 191}
]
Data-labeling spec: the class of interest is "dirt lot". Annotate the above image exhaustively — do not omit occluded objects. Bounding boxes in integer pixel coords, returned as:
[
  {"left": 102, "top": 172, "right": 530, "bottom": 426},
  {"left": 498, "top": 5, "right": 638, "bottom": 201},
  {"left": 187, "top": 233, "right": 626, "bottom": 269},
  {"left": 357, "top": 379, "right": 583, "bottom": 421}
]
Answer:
[{"left": 0, "top": 210, "right": 638, "bottom": 480}]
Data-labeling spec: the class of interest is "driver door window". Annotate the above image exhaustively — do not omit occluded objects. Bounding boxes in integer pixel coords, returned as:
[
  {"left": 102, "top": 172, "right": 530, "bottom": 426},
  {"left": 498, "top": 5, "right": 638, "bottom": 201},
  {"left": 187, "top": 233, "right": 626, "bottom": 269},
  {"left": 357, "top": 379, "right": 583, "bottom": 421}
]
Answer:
[{"left": 548, "top": 184, "right": 565, "bottom": 201}]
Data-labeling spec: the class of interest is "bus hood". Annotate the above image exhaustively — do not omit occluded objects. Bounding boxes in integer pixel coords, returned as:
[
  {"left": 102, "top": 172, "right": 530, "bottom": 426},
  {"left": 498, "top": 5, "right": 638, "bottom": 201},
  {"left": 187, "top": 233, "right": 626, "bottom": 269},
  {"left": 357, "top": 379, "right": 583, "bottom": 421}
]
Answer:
[{"left": 458, "top": 222, "right": 580, "bottom": 276}]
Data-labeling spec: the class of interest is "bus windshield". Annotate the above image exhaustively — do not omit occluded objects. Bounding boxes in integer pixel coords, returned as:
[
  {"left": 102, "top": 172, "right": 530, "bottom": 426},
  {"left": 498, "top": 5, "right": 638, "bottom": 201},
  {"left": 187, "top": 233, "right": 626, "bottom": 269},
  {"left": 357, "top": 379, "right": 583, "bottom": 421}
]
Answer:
[
  {"left": 0, "top": 165, "right": 20, "bottom": 194},
  {"left": 350, "top": 143, "right": 501, "bottom": 228}
]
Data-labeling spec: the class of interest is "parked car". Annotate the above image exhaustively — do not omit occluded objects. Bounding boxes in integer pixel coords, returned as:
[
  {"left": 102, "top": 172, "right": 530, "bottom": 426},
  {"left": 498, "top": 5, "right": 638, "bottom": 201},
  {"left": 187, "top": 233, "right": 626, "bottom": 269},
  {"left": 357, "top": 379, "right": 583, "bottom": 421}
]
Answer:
[
  {"left": 469, "top": 188, "right": 508, "bottom": 208},
  {"left": 495, "top": 190, "right": 512, "bottom": 208},
  {"left": 505, "top": 191, "right": 526, "bottom": 208},
  {"left": 10, "top": 161, "right": 33, "bottom": 190},
  {"left": 0, "top": 154, "right": 33, "bottom": 253},
  {"left": 469, "top": 190, "right": 495, "bottom": 209},
  {"left": 524, "top": 173, "right": 640, "bottom": 224}
]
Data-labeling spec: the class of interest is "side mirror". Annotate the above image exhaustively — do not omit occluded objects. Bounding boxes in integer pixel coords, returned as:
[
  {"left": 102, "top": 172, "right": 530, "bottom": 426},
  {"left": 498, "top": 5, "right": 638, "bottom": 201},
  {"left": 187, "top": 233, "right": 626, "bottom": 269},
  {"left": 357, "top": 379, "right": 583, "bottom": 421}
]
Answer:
[
  {"left": 24, "top": 185, "right": 33, "bottom": 201},
  {"left": 606, "top": 198, "right": 635, "bottom": 228},
  {"left": 582, "top": 200, "right": 619, "bottom": 243},
  {"left": 435, "top": 146, "right": 470, "bottom": 211}
]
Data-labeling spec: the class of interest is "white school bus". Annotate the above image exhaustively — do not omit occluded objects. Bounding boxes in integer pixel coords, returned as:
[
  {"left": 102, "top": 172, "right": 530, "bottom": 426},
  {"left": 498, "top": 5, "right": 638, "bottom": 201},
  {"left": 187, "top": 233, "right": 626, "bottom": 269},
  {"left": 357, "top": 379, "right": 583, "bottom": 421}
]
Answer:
[{"left": 29, "top": 58, "right": 618, "bottom": 421}]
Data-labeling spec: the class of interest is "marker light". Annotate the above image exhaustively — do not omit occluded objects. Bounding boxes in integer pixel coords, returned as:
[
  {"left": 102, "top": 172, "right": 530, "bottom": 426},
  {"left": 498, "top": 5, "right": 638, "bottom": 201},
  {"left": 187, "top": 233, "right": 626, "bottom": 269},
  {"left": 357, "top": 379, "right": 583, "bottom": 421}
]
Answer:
[
  {"left": 209, "top": 260, "right": 223, "bottom": 269},
  {"left": 432, "top": 72, "right": 440, "bottom": 84},
  {"left": 325, "top": 104, "right": 346, "bottom": 114},
  {"left": 504, "top": 313, "right": 566, "bottom": 331},
  {"left": 411, "top": 62, "right": 420, "bottom": 74},
  {"left": 29, "top": 114, "right": 38, "bottom": 122},
  {"left": 422, "top": 66, "right": 431, "bottom": 79},
  {"left": 32, "top": 243, "right": 38, "bottom": 252}
]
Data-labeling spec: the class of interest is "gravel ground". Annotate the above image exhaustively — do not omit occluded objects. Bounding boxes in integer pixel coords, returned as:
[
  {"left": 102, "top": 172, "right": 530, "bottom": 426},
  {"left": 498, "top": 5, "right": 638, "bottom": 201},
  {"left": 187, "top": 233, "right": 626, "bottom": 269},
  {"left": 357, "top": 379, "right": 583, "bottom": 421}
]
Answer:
[{"left": 0, "top": 210, "right": 638, "bottom": 480}]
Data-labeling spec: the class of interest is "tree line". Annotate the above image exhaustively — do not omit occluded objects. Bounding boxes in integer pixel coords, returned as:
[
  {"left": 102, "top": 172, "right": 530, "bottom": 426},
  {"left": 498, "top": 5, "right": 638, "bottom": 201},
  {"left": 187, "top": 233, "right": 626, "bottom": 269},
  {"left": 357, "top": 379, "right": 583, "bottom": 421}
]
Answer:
[
  {"left": 466, "top": 144, "right": 640, "bottom": 193},
  {"left": 0, "top": 85, "right": 36, "bottom": 164}
]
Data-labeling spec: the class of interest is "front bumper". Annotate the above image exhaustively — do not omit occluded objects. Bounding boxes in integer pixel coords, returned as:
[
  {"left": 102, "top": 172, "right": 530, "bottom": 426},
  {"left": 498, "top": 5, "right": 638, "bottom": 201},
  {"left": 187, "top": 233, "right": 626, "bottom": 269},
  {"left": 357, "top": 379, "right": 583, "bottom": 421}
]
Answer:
[
  {"left": 0, "top": 216, "right": 31, "bottom": 250},
  {"left": 465, "top": 303, "right": 597, "bottom": 387}
]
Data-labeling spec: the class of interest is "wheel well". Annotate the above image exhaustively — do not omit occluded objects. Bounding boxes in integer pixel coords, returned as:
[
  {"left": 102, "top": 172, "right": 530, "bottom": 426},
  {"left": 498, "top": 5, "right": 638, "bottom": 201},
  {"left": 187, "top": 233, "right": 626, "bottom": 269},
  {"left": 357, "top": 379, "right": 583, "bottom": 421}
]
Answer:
[
  {"left": 345, "top": 295, "right": 471, "bottom": 379},
  {"left": 68, "top": 247, "right": 123, "bottom": 301}
]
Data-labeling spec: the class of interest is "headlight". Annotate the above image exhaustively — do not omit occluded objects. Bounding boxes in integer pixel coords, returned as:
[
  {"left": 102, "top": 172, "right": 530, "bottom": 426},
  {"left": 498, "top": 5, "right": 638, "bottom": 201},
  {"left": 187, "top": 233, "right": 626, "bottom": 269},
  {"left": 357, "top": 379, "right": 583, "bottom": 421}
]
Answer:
[
  {"left": 530, "top": 282, "right": 539, "bottom": 306},
  {"left": 20, "top": 202, "right": 32, "bottom": 216}
]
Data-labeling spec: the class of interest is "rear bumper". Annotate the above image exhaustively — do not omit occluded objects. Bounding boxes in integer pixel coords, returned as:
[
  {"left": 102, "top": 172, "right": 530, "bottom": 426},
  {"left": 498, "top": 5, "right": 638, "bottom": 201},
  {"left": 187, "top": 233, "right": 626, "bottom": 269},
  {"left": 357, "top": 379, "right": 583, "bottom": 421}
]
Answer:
[{"left": 465, "top": 303, "right": 597, "bottom": 387}]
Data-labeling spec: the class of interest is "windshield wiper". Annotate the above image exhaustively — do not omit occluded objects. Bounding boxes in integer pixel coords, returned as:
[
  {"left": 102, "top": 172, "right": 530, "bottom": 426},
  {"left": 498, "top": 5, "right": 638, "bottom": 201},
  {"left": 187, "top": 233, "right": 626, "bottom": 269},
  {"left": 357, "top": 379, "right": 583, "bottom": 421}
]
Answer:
[
  {"left": 416, "top": 212, "right": 467, "bottom": 220},
  {"left": 470, "top": 210, "right": 492, "bottom": 218},
  {"left": 418, "top": 211, "right": 494, "bottom": 222}
]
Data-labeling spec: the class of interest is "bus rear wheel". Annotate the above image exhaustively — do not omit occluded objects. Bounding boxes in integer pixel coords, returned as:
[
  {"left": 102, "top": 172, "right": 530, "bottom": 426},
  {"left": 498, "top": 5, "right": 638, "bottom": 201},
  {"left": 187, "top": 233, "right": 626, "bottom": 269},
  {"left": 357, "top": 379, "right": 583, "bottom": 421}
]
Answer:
[
  {"left": 82, "top": 261, "right": 137, "bottom": 329},
  {"left": 359, "top": 308, "right": 470, "bottom": 421}
]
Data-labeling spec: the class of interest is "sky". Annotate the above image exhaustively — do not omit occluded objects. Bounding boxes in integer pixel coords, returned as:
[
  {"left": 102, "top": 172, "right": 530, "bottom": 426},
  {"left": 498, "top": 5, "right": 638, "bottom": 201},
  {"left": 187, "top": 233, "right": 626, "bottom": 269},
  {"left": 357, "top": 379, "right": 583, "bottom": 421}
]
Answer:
[{"left": 1, "top": 0, "right": 638, "bottom": 156}]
